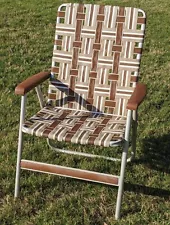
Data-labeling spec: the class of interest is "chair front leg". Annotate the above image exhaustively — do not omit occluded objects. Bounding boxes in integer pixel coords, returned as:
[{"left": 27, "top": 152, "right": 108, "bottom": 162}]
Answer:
[
  {"left": 14, "top": 95, "right": 27, "bottom": 198},
  {"left": 115, "top": 110, "right": 132, "bottom": 220}
]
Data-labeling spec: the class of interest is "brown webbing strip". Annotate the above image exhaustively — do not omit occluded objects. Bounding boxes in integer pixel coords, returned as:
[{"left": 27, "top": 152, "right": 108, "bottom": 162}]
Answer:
[
  {"left": 109, "top": 7, "right": 125, "bottom": 114},
  {"left": 87, "top": 117, "right": 110, "bottom": 145},
  {"left": 69, "top": 4, "right": 84, "bottom": 107},
  {"left": 87, "top": 5, "right": 104, "bottom": 111},
  {"left": 64, "top": 112, "right": 89, "bottom": 142}
]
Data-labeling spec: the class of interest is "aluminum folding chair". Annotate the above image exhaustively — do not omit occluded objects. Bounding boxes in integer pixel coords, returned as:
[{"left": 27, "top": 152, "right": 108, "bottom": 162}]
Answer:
[{"left": 14, "top": 3, "right": 146, "bottom": 220}]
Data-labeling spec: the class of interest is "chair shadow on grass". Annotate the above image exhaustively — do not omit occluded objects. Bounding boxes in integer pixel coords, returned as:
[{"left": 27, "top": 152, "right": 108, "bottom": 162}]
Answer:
[
  {"left": 124, "top": 182, "right": 170, "bottom": 200},
  {"left": 124, "top": 133, "right": 170, "bottom": 200},
  {"left": 122, "top": 181, "right": 170, "bottom": 217},
  {"left": 138, "top": 133, "right": 170, "bottom": 173}
]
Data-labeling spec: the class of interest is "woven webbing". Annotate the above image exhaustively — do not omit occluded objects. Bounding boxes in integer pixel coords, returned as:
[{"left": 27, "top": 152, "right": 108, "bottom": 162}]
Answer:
[
  {"left": 23, "top": 107, "right": 126, "bottom": 147},
  {"left": 49, "top": 3, "right": 146, "bottom": 116}
]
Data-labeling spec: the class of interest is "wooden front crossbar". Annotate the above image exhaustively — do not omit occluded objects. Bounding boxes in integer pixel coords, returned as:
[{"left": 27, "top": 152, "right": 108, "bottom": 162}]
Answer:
[{"left": 21, "top": 160, "right": 119, "bottom": 186}]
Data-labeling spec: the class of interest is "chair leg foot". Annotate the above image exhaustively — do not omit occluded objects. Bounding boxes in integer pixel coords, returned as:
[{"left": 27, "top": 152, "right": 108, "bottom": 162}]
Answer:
[
  {"left": 115, "top": 149, "right": 128, "bottom": 220},
  {"left": 14, "top": 131, "right": 24, "bottom": 198},
  {"left": 14, "top": 173, "right": 20, "bottom": 198},
  {"left": 115, "top": 194, "right": 121, "bottom": 220},
  {"left": 127, "top": 152, "right": 135, "bottom": 163}
]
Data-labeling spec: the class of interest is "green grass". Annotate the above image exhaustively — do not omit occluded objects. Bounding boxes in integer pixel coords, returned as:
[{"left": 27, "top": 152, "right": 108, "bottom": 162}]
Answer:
[{"left": 1, "top": 0, "right": 170, "bottom": 224}]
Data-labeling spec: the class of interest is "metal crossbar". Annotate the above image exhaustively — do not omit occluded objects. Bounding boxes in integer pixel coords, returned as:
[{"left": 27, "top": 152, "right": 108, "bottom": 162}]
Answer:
[
  {"left": 47, "top": 139, "right": 134, "bottom": 162},
  {"left": 47, "top": 138, "right": 122, "bottom": 162}
]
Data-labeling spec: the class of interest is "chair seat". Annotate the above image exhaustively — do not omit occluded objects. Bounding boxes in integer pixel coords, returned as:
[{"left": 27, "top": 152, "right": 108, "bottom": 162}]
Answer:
[{"left": 22, "top": 106, "right": 126, "bottom": 147}]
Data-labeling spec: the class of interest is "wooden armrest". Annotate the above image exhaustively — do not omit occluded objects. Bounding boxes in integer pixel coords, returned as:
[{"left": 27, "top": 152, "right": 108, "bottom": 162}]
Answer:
[
  {"left": 126, "top": 83, "right": 147, "bottom": 110},
  {"left": 15, "top": 71, "right": 51, "bottom": 95}
]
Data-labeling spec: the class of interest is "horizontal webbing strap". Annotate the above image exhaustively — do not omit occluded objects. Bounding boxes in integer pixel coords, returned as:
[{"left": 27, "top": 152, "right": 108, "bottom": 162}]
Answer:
[{"left": 21, "top": 160, "right": 119, "bottom": 186}]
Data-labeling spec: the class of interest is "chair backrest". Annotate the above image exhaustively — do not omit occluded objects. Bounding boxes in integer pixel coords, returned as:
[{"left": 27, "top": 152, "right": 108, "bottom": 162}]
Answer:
[{"left": 48, "top": 3, "right": 146, "bottom": 116}]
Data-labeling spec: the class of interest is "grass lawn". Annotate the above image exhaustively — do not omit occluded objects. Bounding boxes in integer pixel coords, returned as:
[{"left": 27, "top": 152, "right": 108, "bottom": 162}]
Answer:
[{"left": 1, "top": 0, "right": 170, "bottom": 224}]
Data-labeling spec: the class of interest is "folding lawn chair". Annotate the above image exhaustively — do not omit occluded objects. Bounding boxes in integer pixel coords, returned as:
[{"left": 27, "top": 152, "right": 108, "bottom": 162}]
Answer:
[{"left": 14, "top": 3, "right": 146, "bottom": 219}]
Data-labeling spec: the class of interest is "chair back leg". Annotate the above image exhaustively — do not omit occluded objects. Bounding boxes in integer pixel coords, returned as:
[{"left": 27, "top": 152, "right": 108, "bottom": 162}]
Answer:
[
  {"left": 15, "top": 95, "right": 26, "bottom": 198},
  {"left": 131, "top": 110, "right": 138, "bottom": 160}
]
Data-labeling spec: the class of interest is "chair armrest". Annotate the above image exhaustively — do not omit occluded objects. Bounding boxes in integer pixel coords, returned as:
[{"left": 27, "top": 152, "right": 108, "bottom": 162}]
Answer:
[
  {"left": 126, "top": 83, "right": 147, "bottom": 110},
  {"left": 15, "top": 71, "right": 51, "bottom": 95}
]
